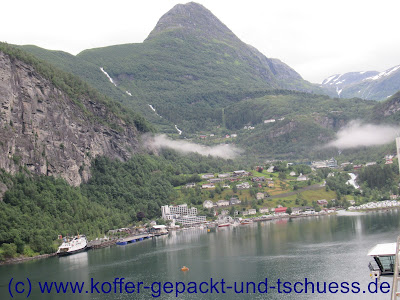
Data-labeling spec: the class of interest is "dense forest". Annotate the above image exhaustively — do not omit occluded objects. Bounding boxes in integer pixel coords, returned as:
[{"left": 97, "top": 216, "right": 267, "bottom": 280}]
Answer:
[
  {"left": 0, "top": 150, "right": 242, "bottom": 260},
  {"left": 357, "top": 163, "right": 399, "bottom": 198}
]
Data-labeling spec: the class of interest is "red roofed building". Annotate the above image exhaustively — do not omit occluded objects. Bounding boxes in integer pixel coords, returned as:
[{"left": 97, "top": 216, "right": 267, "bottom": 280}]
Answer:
[{"left": 275, "top": 207, "right": 288, "bottom": 214}]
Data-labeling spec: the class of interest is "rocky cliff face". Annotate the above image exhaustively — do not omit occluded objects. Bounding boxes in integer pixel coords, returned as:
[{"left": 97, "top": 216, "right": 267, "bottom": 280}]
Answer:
[
  {"left": 373, "top": 91, "right": 400, "bottom": 118},
  {"left": 0, "top": 51, "right": 140, "bottom": 186}
]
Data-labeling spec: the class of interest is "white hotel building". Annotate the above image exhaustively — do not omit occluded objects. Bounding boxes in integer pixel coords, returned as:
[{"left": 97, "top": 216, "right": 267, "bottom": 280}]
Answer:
[{"left": 161, "top": 204, "right": 206, "bottom": 226}]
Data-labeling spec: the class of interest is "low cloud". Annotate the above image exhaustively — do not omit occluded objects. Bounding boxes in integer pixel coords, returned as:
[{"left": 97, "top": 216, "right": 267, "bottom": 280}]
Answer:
[
  {"left": 324, "top": 121, "right": 400, "bottom": 149},
  {"left": 145, "top": 134, "right": 242, "bottom": 159}
]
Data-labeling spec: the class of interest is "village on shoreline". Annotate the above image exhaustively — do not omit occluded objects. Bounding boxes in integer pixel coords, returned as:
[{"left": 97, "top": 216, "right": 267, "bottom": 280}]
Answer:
[
  {"left": 2, "top": 199, "right": 399, "bottom": 266},
  {"left": 2, "top": 157, "right": 399, "bottom": 266}
]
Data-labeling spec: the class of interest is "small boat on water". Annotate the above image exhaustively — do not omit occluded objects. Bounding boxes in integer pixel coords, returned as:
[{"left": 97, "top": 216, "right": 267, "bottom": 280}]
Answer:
[
  {"left": 181, "top": 266, "right": 189, "bottom": 271},
  {"left": 240, "top": 220, "right": 253, "bottom": 225},
  {"left": 152, "top": 225, "right": 169, "bottom": 236},
  {"left": 218, "top": 223, "right": 231, "bottom": 227},
  {"left": 57, "top": 235, "right": 88, "bottom": 256}
]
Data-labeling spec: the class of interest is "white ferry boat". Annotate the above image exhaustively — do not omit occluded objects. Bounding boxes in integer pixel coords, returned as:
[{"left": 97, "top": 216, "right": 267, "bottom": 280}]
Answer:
[{"left": 57, "top": 235, "right": 88, "bottom": 256}]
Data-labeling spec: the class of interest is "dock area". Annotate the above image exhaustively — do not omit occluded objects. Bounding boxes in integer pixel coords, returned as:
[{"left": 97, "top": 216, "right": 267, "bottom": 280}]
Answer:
[
  {"left": 116, "top": 233, "right": 154, "bottom": 245},
  {"left": 88, "top": 239, "right": 117, "bottom": 249}
]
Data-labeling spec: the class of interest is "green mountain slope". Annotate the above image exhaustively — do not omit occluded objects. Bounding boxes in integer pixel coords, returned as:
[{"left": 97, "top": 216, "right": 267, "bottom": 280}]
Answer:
[
  {"left": 20, "top": 45, "right": 130, "bottom": 105},
  {"left": 372, "top": 91, "right": 400, "bottom": 122},
  {"left": 75, "top": 2, "right": 322, "bottom": 132},
  {"left": 18, "top": 45, "right": 175, "bottom": 131},
  {"left": 15, "top": 2, "right": 395, "bottom": 162},
  {"left": 222, "top": 91, "right": 376, "bottom": 159}
]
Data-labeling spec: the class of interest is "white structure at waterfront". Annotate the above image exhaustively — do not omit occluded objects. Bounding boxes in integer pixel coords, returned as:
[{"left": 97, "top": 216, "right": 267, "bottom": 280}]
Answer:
[
  {"left": 161, "top": 204, "right": 206, "bottom": 226},
  {"left": 161, "top": 204, "right": 197, "bottom": 219},
  {"left": 348, "top": 200, "right": 400, "bottom": 211}
]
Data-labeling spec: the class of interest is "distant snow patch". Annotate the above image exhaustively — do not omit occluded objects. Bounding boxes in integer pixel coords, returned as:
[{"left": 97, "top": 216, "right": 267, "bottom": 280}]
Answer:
[
  {"left": 331, "top": 74, "right": 343, "bottom": 85},
  {"left": 100, "top": 67, "right": 117, "bottom": 87},
  {"left": 365, "top": 65, "right": 400, "bottom": 81},
  {"left": 322, "top": 75, "right": 337, "bottom": 85},
  {"left": 385, "top": 65, "right": 400, "bottom": 76},
  {"left": 335, "top": 80, "right": 345, "bottom": 85}
]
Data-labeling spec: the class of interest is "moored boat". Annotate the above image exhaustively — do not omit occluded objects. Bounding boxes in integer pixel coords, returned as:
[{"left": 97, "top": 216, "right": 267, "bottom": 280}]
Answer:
[
  {"left": 240, "top": 220, "right": 253, "bottom": 225},
  {"left": 57, "top": 235, "right": 88, "bottom": 256}
]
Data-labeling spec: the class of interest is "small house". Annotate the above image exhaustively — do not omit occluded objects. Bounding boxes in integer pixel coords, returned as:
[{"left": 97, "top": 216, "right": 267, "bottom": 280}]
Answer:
[
  {"left": 217, "top": 200, "right": 230, "bottom": 207},
  {"left": 317, "top": 199, "right": 328, "bottom": 206},
  {"left": 202, "top": 173, "right": 214, "bottom": 179},
  {"left": 218, "top": 173, "right": 231, "bottom": 178},
  {"left": 236, "top": 182, "right": 250, "bottom": 190},
  {"left": 202, "top": 183, "right": 215, "bottom": 189},
  {"left": 256, "top": 192, "right": 265, "bottom": 200},
  {"left": 297, "top": 173, "right": 308, "bottom": 181},
  {"left": 252, "top": 177, "right": 266, "bottom": 182},
  {"left": 275, "top": 207, "right": 288, "bottom": 215},
  {"left": 203, "top": 200, "right": 214, "bottom": 209},
  {"left": 229, "top": 198, "right": 241, "bottom": 205},
  {"left": 233, "top": 170, "right": 248, "bottom": 176}
]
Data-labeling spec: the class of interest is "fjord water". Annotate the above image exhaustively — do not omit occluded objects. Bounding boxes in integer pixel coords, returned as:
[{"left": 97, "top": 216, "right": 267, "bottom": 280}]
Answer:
[{"left": 1, "top": 210, "right": 400, "bottom": 300}]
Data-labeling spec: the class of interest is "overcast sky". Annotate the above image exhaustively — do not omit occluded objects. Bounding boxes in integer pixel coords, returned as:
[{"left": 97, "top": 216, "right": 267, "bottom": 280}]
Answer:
[{"left": 2, "top": 0, "right": 399, "bottom": 83}]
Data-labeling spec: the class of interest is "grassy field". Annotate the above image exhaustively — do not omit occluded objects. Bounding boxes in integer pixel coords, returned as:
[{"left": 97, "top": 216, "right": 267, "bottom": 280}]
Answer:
[{"left": 173, "top": 168, "right": 336, "bottom": 212}]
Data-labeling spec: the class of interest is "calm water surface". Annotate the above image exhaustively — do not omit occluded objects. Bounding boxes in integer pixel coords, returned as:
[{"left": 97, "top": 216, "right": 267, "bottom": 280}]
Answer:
[{"left": 1, "top": 210, "right": 400, "bottom": 299}]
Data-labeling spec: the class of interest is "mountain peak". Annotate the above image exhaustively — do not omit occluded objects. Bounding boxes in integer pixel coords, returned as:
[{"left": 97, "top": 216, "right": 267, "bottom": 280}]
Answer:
[{"left": 146, "top": 2, "right": 238, "bottom": 43}]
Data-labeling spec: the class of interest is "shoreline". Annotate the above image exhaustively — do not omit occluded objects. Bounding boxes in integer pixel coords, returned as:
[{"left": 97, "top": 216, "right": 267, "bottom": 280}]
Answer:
[
  {"left": 1, "top": 205, "right": 398, "bottom": 266},
  {"left": 0, "top": 253, "right": 56, "bottom": 266}
]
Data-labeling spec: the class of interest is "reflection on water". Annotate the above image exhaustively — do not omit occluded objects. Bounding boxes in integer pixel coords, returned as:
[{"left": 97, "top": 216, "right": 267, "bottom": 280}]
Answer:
[
  {"left": 58, "top": 251, "right": 89, "bottom": 270},
  {"left": 1, "top": 209, "right": 399, "bottom": 299}
]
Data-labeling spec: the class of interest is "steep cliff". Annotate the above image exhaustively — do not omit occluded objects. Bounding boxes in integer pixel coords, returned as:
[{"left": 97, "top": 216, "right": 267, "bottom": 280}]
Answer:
[{"left": 0, "top": 50, "right": 141, "bottom": 186}]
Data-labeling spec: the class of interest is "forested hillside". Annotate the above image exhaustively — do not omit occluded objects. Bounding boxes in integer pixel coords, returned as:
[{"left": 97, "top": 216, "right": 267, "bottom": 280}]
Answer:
[
  {"left": 21, "top": 3, "right": 322, "bottom": 133},
  {"left": 221, "top": 91, "right": 376, "bottom": 159},
  {"left": 0, "top": 150, "right": 242, "bottom": 259}
]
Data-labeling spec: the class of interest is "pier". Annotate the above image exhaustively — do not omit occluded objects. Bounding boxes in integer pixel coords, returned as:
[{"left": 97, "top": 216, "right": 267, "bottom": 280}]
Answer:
[
  {"left": 88, "top": 239, "right": 117, "bottom": 249},
  {"left": 116, "top": 233, "right": 154, "bottom": 245}
]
